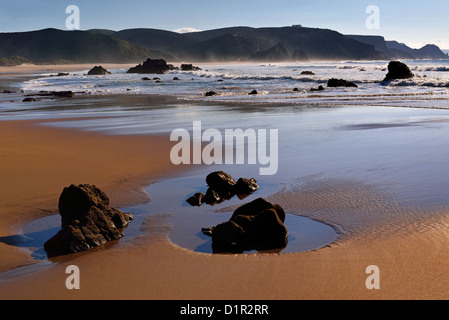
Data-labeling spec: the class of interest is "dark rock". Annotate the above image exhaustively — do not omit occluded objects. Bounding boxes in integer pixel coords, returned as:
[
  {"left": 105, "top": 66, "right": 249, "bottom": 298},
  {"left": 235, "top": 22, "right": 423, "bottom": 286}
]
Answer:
[
  {"left": 3, "top": 90, "right": 15, "bottom": 93},
  {"left": 87, "top": 66, "right": 111, "bottom": 75},
  {"left": 311, "top": 85, "right": 325, "bottom": 92},
  {"left": 142, "top": 77, "right": 151, "bottom": 81},
  {"left": 25, "top": 91, "right": 74, "bottom": 98},
  {"left": 127, "top": 58, "right": 170, "bottom": 74},
  {"left": 203, "top": 198, "right": 288, "bottom": 253},
  {"left": 44, "top": 184, "right": 133, "bottom": 257},
  {"left": 186, "top": 171, "right": 260, "bottom": 206},
  {"left": 234, "top": 178, "right": 259, "bottom": 199},
  {"left": 173, "top": 77, "right": 180, "bottom": 80},
  {"left": 293, "top": 88, "right": 299, "bottom": 92},
  {"left": 301, "top": 71, "right": 315, "bottom": 75},
  {"left": 206, "top": 171, "right": 236, "bottom": 198},
  {"left": 205, "top": 91, "right": 218, "bottom": 97},
  {"left": 181, "top": 64, "right": 202, "bottom": 71},
  {"left": 249, "top": 90, "right": 258, "bottom": 95},
  {"left": 231, "top": 198, "right": 286, "bottom": 223},
  {"left": 203, "top": 188, "right": 222, "bottom": 205},
  {"left": 23, "top": 97, "right": 36, "bottom": 102},
  {"left": 57, "top": 72, "right": 69, "bottom": 76},
  {"left": 186, "top": 192, "right": 204, "bottom": 207},
  {"left": 52, "top": 91, "right": 74, "bottom": 98},
  {"left": 327, "top": 78, "right": 358, "bottom": 88},
  {"left": 383, "top": 61, "right": 414, "bottom": 82}
]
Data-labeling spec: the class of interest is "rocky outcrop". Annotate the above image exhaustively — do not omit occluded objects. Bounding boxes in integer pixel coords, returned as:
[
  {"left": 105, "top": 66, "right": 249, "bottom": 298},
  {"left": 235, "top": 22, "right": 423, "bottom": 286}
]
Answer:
[
  {"left": 186, "top": 171, "right": 259, "bottom": 206},
  {"left": 44, "top": 184, "right": 133, "bottom": 257},
  {"left": 202, "top": 198, "right": 288, "bottom": 253},
  {"left": 327, "top": 78, "right": 358, "bottom": 88},
  {"left": 87, "top": 66, "right": 111, "bottom": 75},
  {"left": 181, "top": 64, "right": 202, "bottom": 71},
  {"left": 382, "top": 61, "right": 414, "bottom": 82},
  {"left": 127, "top": 58, "right": 170, "bottom": 74}
]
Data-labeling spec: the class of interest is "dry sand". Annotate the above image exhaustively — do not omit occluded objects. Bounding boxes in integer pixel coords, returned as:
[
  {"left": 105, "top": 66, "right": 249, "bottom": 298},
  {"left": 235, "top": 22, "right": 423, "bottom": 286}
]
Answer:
[{"left": 1, "top": 65, "right": 449, "bottom": 300}]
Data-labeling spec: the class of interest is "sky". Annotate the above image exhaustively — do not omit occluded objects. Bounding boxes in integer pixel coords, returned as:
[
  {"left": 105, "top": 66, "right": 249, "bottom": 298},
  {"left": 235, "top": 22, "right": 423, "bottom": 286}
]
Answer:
[{"left": 1, "top": 0, "right": 448, "bottom": 49}]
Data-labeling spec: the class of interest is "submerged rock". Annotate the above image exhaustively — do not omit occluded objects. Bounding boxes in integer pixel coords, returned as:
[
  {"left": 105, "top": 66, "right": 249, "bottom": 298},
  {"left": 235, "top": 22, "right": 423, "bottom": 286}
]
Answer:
[
  {"left": 311, "top": 85, "right": 325, "bottom": 92},
  {"left": 205, "top": 91, "right": 218, "bottom": 97},
  {"left": 301, "top": 71, "right": 315, "bottom": 75},
  {"left": 383, "top": 61, "right": 414, "bottom": 82},
  {"left": 44, "top": 184, "right": 133, "bottom": 257},
  {"left": 327, "top": 78, "right": 358, "bottom": 88},
  {"left": 202, "top": 198, "right": 288, "bottom": 253},
  {"left": 87, "top": 66, "right": 111, "bottom": 75}
]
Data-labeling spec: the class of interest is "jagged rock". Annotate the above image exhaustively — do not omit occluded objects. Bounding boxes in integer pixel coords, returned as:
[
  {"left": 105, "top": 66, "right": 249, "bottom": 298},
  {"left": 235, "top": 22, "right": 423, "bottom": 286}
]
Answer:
[
  {"left": 87, "top": 66, "right": 111, "bottom": 75},
  {"left": 186, "top": 192, "right": 204, "bottom": 207},
  {"left": 127, "top": 58, "right": 170, "bottom": 74},
  {"left": 203, "top": 198, "right": 288, "bottom": 253},
  {"left": 234, "top": 178, "right": 259, "bottom": 199},
  {"left": 327, "top": 78, "right": 358, "bottom": 88},
  {"left": 383, "top": 61, "right": 414, "bottom": 82},
  {"left": 203, "top": 188, "right": 222, "bottom": 205},
  {"left": 206, "top": 171, "right": 236, "bottom": 198},
  {"left": 44, "top": 184, "right": 133, "bottom": 257}
]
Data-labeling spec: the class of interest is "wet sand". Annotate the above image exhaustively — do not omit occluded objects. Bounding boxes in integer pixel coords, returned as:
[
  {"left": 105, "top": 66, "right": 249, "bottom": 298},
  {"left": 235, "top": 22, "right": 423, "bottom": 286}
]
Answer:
[
  {"left": 1, "top": 113, "right": 449, "bottom": 300},
  {"left": 1, "top": 65, "right": 449, "bottom": 300}
]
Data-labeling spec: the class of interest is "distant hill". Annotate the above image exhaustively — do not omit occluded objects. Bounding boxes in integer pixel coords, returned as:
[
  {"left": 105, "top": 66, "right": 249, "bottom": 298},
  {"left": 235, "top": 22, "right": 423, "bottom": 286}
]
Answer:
[
  {"left": 0, "top": 26, "right": 446, "bottom": 65},
  {"left": 0, "top": 28, "right": 170, "bottom": 64},
  {"left": 347, "top": 35, "right": 448, "bottom": 60}
]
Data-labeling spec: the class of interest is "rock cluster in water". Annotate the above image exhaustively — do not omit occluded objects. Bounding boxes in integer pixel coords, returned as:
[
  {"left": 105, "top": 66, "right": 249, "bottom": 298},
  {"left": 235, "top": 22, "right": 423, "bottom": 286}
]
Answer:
[
  {"left": 187, "top": 171, "right": 288, "bottom": 253},
  {"left": 44, "top": 184, "right": 133, "bottom": 257},
  {"left": 186, "top": 171, "right": 259, "bottom": 206}
]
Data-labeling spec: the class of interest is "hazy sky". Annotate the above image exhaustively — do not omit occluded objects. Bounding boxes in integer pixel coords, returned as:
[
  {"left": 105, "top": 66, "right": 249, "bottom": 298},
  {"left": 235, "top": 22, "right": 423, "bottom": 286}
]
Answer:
[{"left": 1, "top": 0, "right": 448, "bottom": 49}]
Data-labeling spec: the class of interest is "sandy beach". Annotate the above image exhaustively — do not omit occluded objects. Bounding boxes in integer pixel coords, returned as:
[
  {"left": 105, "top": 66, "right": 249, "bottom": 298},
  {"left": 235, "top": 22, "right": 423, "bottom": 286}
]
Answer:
[{"left": 1, "top": 65, "right": 449, "bottom": 301}]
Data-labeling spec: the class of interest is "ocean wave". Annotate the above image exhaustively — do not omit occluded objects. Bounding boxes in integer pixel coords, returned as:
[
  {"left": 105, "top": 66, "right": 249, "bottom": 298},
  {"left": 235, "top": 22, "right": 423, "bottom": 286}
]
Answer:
[
  {"left": 419, "top": 66, "right": 449, "bottom": 72},
  {"left": 390, "top": 79, "right": 449, "bottom": 87}
]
